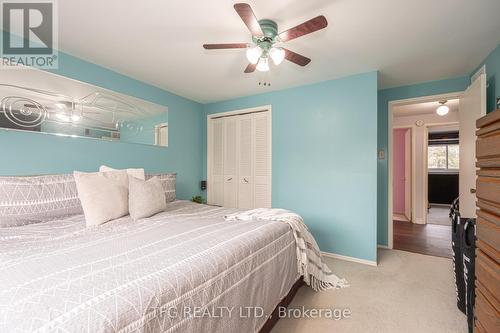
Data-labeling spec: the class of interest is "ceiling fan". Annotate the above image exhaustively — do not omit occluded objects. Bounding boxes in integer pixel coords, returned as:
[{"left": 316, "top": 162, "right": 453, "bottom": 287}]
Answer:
[{"left": 203, "top": 3, "right": 328, "bottom": 73}]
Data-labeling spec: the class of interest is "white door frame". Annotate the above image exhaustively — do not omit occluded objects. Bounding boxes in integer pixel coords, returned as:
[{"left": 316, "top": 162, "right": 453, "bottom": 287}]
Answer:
[
  {"left": 207, "top": 105, "right": 272, "bottom": 206},
  {"left": 391, "top": 126, "right": 416, "bottom": 223},
  {"left": 387, "top": 92, "right": 462, "bottom": 249}
]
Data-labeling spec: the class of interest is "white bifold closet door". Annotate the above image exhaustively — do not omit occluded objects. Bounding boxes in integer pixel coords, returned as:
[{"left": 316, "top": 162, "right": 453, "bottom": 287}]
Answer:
[
  {"left": 208, "top": 118, "right": 224, "bottom": 206},
  {"left": 253, "top": 112, "right": 271, "bottom": 208},
  {"left": 237, "top": 114, "right": 254, "bottom": 209},
  {"left": 223, "top": 116, "right": 238, "bottom": 208},
  {"left": 208, "top": 111, "right": 271, "bottom": 208}
]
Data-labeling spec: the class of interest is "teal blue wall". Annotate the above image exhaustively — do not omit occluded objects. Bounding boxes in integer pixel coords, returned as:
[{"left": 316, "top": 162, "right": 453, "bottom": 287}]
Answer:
[
  {"left": 472, "top": 44, "right": 500, "bottom": 114},
  {"left": 203, "top": 72, "right": 379, "bottom": 262},
  {"left": 0, "top": 52, "right": 203, "bottom": 200},
  {"left": 376, "top": 76, "right": 469, "bottom": 246}
]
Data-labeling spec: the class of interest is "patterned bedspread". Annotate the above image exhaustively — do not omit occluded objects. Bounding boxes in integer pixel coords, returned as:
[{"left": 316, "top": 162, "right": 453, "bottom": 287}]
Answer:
[{"left": 0, "top": 201, "right": 299, "bottom": 333}]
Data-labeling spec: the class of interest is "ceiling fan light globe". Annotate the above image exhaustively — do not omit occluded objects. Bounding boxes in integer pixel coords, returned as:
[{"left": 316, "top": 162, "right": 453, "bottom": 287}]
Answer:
[
  {"left": 436, "top": 105, "right": 449, "bottom": 116},
  {"left": 246, "top": 45, "right": 262, "bottom": 64},
  {"left": 269, "top": 47, "right": 285, "bottom": 65},
  {"left": 256, "top": 57, "right": 270, "bottom": 72}
]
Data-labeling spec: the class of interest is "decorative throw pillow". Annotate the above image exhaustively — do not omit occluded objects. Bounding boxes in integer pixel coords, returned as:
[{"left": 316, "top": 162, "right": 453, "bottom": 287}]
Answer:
[
  {"left": 74, "top": 170, "right": 129, "bottom": 226},
  {"left": 0, "top": 174, "right": 83, "bottom": 227},
  {"left": 128, "top": 176, "right": 167, "bottom": 220},
  {"left": 145, "top": 173, "right": 176, "bottom": 202},
  {"left": 99, "top": 165, "right": 145, "bottom": 180}
]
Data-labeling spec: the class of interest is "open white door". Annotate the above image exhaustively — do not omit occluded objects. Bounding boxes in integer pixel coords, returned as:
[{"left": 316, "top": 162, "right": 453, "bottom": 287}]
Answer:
[
  {"left": 458, "top": 74, "right": 486, "bottom": 218},
  {"left": 404, "top": 129, "right": 412, "bottom": 221}
]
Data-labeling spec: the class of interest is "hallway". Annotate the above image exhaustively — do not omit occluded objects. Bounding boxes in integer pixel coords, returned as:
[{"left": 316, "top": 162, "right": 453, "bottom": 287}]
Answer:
[{"left": 393, "top": 220, "right": 451, "bottom": 258}]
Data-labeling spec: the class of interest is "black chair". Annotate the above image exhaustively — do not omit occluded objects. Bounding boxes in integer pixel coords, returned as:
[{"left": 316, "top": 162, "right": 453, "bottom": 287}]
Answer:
[
  {"left": 461, "top": 218, "right": 476, "bottom": 333},
  {"left": 451, "top": 212, "right": 466, "bottom": 314}
]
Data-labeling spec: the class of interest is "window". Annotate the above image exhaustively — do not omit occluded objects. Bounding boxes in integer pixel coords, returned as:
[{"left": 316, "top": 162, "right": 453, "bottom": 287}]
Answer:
[{"left": 428, "top": 144, "right": 459, "bottom": 170}]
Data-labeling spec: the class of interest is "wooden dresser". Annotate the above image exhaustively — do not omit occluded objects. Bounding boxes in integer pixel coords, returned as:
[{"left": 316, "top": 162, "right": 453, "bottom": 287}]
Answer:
[{"left": 475, "top": 109, "right": 500, "bottom": 332}]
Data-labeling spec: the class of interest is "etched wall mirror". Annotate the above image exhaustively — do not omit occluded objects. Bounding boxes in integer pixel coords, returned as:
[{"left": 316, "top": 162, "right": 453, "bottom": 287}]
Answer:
[{"left": 0, "top": 67, "right": 168, "bottom": 147}]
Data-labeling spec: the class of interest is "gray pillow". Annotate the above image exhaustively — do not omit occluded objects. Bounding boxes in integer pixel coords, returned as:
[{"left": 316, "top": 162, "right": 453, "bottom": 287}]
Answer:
[
  {"left": 0, "top": 174, "right": 83, "bottom": 227},
  {"left": 129, "top": 176, "right": 167, "bottom": 220},
  {"left": 145, "top": 173, "right": 176, "bottom": 202}
]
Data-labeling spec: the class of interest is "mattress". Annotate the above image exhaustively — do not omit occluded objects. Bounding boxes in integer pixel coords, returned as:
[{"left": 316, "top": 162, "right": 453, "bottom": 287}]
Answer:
[{"left": 0, "top": 201, "right": 299, "bottom": 333}]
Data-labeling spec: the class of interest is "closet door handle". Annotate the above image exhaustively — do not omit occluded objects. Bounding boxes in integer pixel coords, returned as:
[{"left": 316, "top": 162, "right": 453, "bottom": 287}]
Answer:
[
  {"left": 226, "top": 177, "right": 233, "bottom": 181},
  {"left": 243, "top": 178, "right": 249, "bottom": 184}
]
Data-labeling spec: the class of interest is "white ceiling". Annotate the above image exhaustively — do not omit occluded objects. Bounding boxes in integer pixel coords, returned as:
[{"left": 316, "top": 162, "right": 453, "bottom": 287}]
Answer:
[
  {"left": 58, "top": 0, "right": 500, "bottom": 103},
  {"left": 393, "top": 99, "right": 460, "bottom": 117}
]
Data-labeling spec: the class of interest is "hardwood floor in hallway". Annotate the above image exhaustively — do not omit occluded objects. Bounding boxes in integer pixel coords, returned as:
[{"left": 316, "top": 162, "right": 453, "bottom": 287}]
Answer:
[{"left": 393, "top": 220, "right": 452, "bottom": 258}]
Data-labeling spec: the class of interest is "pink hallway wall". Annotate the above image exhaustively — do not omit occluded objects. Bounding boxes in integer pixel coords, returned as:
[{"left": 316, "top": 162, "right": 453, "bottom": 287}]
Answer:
[{"left": 393, "top": 128, "right": 408, "bottom": 214}]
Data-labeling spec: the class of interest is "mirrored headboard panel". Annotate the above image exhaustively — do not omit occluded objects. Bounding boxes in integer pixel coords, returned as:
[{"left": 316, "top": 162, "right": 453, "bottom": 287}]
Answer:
[{"left": 0, "top": 68, "right": 168, "bottom": 147}]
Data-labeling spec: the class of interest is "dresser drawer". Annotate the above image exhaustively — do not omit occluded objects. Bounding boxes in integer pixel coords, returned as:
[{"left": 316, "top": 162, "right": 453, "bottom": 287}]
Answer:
[
  {"left": 477, "top": 240, "right": 500, "bottom": 267},
  {"left": 477, "top": 210, "right": 500, "bottom": 253},
  {"left": 477, "top": 177, "right": 500, "bottom": 206},
  {"left": 477, "top": 132, "right": 500, "bottom": 159},
  {"left": 476, "top": 250, "right": 500, "bottom": 304},
  {"left": 477, "top": 200, "right": 500, "bottom": 218},
  {"left": 474, "top": 319, "right": 486, "bottom": 333},
  {"left": 475, "top": 285, "right": 500, "bottom": 333}
]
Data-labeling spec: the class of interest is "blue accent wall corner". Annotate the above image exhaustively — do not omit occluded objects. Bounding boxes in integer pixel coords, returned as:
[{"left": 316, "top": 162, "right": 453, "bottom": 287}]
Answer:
[{"left": 203, "top": 72, "right": 379, "bottom": 262}]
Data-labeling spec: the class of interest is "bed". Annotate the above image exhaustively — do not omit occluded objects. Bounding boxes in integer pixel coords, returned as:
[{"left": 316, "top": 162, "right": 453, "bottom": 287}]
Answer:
[{"left": 0, "top": 200, "right": 300, "bottom": 333}]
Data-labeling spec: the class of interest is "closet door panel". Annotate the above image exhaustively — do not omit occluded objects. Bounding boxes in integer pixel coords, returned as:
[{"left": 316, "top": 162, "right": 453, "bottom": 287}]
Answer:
[
  {"left": 238, "top": 115, "right": 254, "bottom": 209},
  {"left": 208, "top": 119, "right": 224, "bottom": 205},
  {"left": 223, "top": 117, "right": 238, "bottom": 208},
  {"left": 254, "top": 112, "right": 272, "bottom": 208}
]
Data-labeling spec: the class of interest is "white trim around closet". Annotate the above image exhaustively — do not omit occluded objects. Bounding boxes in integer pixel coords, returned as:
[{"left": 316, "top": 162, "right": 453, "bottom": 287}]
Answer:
[
  {"left": 207, "top": 105, "right": 273, "bottom": 120},
  {"left": 207, "top": 105, "right": 272, "bottom": 207}
]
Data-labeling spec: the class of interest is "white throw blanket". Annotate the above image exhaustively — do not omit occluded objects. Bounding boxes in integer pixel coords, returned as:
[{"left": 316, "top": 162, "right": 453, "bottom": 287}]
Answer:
[{"left": 225, "top": 208, "right": 349, "bottom": 291}]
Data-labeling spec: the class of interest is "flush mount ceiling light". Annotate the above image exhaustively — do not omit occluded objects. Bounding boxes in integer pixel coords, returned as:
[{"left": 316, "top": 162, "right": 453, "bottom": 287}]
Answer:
[
  {"left": 203, "top": 3, "right": 328, "bottom": 73},
  {"left": 436, "top": 100, "right": 449, "bottom": 116}
]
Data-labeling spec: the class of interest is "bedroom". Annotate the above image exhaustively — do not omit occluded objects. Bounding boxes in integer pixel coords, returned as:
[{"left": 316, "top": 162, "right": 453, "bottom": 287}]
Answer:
[{"left": 0, "top": 1, "right": 499, "bottom": 332}]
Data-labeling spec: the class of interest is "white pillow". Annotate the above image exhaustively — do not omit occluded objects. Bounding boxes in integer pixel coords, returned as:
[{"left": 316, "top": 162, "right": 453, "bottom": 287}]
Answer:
[
  {"left": 74, "top": 170, "right": 129, "bottom": 227},
  {"left": 99, "top": 165, "right": 145, "bottom": 180},
  {"left": 128, "top": 176, "right": 167, "bottom": 220}
]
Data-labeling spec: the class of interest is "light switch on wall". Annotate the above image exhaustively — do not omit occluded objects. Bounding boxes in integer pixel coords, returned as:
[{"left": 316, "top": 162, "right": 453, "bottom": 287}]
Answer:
[{"left": 378, "top": 149, "right": 385, "bottom": 160}]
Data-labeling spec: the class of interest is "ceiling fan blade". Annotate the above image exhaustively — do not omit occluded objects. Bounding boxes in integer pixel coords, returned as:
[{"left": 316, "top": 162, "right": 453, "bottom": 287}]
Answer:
[
  {"left": 284, "top": 48, "right": 311, "bottom": 66},
  {"left": 234, "top": 3, "right": 264, "bottom": 37},
  {"left": 203, "top": 43, "right": 248, "bottom": 49},
  {"left": 278, "top": 15, "right": 328, "bottom": 42},
  {"left": 244, "top": 63, "right": 256, "bottom": 73}
]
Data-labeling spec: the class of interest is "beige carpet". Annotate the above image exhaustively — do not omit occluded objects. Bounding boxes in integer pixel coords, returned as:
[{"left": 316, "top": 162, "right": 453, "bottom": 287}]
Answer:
[{"left": 271, "top": 249, "right": 467, "bottom": 333}]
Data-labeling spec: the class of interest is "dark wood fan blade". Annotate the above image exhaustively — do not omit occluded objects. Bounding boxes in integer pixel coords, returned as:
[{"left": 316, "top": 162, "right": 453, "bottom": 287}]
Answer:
[
  {"left": 284, "top": 48, "right": 311, "bottom": 66},
  {"left": 244, "top": 63, "right": 256, "bottom": 73},
  {"left": 278, "top": 15, "right": 328, "bottom": 42},
  {"left": 203, "top": 43, "right": 248, "bottom": 49},
  {"left": 234, "top": 3, "right": 264, "bottom": 37}
]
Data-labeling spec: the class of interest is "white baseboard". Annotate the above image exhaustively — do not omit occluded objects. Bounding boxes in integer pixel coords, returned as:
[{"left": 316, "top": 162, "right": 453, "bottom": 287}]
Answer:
[
  {"left": 377, "top": 245, "right": 390, "bottom": 249},
  {"left": 414, "top": 217, "right": 425, "bottom": 224},
  {"left": 321, "top": 251, "right": 378, "bottom": 267}
]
